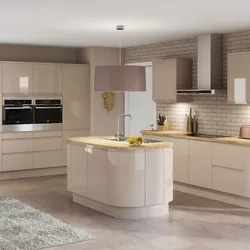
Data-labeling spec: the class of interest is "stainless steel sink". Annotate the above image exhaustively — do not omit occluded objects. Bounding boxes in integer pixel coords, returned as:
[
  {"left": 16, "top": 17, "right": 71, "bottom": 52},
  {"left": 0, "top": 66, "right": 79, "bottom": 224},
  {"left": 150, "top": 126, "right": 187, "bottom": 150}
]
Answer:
[{"left": 102, "top": 138, "right": 161, "bottom": 143}]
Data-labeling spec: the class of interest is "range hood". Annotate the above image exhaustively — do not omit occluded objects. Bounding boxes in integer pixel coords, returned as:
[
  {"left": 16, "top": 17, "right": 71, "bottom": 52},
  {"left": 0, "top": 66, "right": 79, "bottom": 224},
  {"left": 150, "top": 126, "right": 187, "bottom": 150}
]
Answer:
[{"left": 177, "top": 34, "right": 222, "bottom": 95}]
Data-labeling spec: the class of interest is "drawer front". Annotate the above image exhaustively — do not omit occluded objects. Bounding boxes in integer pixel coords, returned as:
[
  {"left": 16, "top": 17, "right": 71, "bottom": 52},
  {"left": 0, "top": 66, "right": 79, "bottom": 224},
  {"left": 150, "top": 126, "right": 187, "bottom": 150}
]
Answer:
[
  {"left": 212, "top": 166, "right": 243, "bottom": 196},
  {"left": 3, "top": 132, "right": 33, "bottom": 139},
  {"left": 34, "top": 150, "right": 63, "bottom": 169},
  {"left": 34, "top": 130, "right": 62, "bottom": 138},
  {"left": 3, "top": 153, "right": 33, "bottom": 171},
  {"left": 212, "top": 143, "right": 244, "bottom": 170},
  {"left": 34, "top": 137, "right": 62, "bottom": 151},
  {"left": 3, "top": 139, "right": 33, "bottom": 153}
]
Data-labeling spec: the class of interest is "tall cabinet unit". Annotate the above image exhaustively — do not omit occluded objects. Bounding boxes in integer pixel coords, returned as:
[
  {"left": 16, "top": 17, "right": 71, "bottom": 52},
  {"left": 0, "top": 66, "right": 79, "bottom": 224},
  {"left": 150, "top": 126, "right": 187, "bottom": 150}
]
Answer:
[
  {"left": 152, "top": 58, "right": 193, "bottom": 103},
  {"left": 34, "top": 63, "right": 62, "bottom": 95},
  {"left": 3, "top": 62, "right": 34, "bottom": 96},
  {"left": 62, "top": 64, "right": 90, "bottom": 165}
]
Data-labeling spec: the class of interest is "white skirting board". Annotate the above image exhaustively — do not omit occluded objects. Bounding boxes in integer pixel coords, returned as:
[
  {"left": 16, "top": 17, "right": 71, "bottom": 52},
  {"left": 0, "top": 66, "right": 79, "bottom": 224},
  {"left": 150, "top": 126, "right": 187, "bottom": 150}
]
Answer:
[
  {"left": 174, "top": 182, "right": 250, "bottom": 209},
  {"left": 73, "top": 193, "right": 169, "bottom": 220},
  {"left": 0, "top": 166, "right": 67, "bottom": 180}
]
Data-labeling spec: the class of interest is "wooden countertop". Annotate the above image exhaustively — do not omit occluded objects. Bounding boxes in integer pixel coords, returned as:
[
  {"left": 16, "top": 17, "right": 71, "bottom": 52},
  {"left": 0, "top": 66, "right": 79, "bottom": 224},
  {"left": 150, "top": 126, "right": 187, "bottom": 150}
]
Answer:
[
  {"left": 141, "top": 130, "right": 250, "bottom": 146},
  {"left": 68, "top": 136, "right": 173, "bottom": 150}
]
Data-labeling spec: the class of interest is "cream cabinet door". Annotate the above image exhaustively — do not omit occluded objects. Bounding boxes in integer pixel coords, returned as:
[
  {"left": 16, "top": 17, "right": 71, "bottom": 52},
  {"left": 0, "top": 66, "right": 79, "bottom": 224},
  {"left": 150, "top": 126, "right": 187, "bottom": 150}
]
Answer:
[
  {"left": 63, "top": 65, "right": 90, "bottom": 130},
  {"left": 189, "top": 140, "right": 212, "bottom": 188},
  {"left": 167, "top": 137, "right": 189, "bottom": 183},
  {"left": 3, "top": 153, "right": 33, "bottom": 171},
  {"left": 227, "top": 53, "right": 250, "bottom": 104},
  {"left": 67, "top": 144, "right": 87, "bottom": 196},
  {"left": 153, "top": 59, "right": 177, "bottom": 102},
  {"left": 87, "top": 148, "right": 108, "bottom": 203},
  {"left": 62, "top": 129, "right": 90, "bottom": 166},
  {"left": 0, "top": 63, "right": 3, "bottom": 96},
  {"left": 3, "top": 62, "right": 34, "bottom": 96},
  {"left": 34, "top": 63, "right": 62, "bottom": 95}
]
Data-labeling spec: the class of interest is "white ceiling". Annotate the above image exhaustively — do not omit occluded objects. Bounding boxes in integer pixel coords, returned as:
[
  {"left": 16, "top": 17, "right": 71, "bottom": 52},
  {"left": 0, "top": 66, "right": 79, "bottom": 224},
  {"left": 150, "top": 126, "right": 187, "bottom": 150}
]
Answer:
[{"left": 1, "top": 0, "right": 250, "bottom": 48}]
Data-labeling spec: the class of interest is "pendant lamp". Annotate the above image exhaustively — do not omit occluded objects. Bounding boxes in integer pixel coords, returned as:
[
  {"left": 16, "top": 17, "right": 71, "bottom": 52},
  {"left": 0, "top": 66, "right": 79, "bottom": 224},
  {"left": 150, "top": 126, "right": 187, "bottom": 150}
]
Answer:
[{"left": 94, "top": 25, "right": 146, "bottom": 92}]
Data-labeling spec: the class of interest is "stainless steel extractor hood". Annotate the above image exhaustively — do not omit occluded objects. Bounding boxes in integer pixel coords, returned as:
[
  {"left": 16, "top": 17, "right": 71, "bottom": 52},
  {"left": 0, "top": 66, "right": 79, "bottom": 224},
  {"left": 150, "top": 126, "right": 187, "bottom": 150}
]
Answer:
[{"left": 177, "top": 34, "right": 222, "bottom": 95}]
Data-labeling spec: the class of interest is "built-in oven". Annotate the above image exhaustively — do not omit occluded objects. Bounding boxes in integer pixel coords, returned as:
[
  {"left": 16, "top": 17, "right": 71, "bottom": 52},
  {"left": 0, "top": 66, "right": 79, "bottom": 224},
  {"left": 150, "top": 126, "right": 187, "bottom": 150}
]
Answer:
[
  {"left": 2, "top": 99, "right": 34, "bottom": 132},
  {"left": 34, "top": 99, "right": 62, "bottom": 131}
]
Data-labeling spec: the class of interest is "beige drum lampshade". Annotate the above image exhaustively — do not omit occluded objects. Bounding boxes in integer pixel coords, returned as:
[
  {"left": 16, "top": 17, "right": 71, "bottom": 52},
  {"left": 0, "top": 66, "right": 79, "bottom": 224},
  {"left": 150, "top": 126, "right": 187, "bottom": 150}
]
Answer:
[{"left": 94, "top": 65, "right": 146, "bottom": 91}]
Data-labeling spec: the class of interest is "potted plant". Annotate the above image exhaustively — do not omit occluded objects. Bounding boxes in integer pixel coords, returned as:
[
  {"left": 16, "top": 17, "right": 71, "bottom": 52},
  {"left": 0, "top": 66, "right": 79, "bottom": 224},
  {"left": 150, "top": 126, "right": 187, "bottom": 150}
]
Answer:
[{"left": 157, "top": 114, "right": 166, "bottom": 130}]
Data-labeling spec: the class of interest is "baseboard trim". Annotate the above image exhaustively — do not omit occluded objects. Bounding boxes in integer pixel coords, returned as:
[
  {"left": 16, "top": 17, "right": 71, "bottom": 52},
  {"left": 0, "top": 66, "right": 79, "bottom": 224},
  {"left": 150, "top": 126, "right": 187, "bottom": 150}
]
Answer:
[
  {"left": 0, "top": 166, "right": 67, "bottom": 180},
  {"left": 174, "top": 182, "right": 250, "bottom": 209},
  {"left": 73, "top": 193, "right": 169, "bottom": 219}
]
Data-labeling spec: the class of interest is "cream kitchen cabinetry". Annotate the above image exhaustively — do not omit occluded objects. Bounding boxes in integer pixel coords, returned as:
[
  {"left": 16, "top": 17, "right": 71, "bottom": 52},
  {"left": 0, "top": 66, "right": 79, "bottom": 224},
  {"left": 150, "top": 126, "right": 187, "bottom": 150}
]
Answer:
[
  {"left": 227, "top": 52, "right": 250, "bottom": 104},
  {"left": 63, "top": 65, "right": 90, "bottom": 130},
  {"left": 0, "top": 63, "right": 3, "bottom": 96},
  {"left": 167, "top": 137, "right": 189, "bottom": 183},
  {"left": 34, "top": 63, "right": 62, "bottom": 95},
  {"left": 3, "top": 62, "right": 34, "bottom": 96},
  {"left": 33, "top": 130, "right": 63, "bottom": 169},
  {"left": 152, "top": 58, "right": 192, "bottom": 102},
  {"left": 189, "top": 140, "right": 212, "bottom": 188},
  {"left": 62, "top": 129, "right": 90, "bottom": 166},
  {"left": 2, "top": 132, "right": 33, "bottom": 172}
]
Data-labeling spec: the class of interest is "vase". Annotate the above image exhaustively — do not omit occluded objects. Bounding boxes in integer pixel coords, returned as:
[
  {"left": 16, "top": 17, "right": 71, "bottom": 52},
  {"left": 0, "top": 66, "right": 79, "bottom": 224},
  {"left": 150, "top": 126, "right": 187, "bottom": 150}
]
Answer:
[{"left": 157, "top": 125, "right": 165, "bottom": 131}]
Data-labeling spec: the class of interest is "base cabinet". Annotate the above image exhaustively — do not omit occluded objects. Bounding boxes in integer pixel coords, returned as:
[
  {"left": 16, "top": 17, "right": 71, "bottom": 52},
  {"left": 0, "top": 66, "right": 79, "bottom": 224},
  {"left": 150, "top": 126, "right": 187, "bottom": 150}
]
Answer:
[
  {"left": 189, "top": 140, "right": 212, "bottom": 188},
  {"left": 168, "top": 138, "right": 189, "bottom": 183},
  {"left": 3, "top": 153, "right": 33, "bottom": 172}
]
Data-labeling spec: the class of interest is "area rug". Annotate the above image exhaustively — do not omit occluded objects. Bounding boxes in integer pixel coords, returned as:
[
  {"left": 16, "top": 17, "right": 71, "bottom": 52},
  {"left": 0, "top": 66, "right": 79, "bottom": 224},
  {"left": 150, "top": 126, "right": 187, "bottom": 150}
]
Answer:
[{"left": 0, "top": 196, "right": 94, "bottom": 250}]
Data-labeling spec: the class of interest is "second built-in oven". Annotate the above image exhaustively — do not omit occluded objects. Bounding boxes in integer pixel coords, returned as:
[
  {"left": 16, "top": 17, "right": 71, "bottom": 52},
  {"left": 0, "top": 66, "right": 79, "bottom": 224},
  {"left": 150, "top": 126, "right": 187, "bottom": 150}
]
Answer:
[{"left": 34, "top": 99, "right": 62, "bottom": 130}]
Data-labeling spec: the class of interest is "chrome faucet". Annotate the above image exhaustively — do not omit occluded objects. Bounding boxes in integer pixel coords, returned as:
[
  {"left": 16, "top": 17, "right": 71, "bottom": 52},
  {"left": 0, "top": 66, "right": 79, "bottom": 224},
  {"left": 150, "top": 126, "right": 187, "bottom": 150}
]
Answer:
[{"left": 116, "top": 114, "right": 132, "bottom": 140}]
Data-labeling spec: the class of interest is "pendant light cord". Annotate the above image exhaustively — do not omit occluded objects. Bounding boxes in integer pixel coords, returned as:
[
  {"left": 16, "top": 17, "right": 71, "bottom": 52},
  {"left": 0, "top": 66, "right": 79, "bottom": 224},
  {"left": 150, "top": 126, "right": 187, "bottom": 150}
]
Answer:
[{"left": 116, "top": 25, "right": 124, "bottom": 66}]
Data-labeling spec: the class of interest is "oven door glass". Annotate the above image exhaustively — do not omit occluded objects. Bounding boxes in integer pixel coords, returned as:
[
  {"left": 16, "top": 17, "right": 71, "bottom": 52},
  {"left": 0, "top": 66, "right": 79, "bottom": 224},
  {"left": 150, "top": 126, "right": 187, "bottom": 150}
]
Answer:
[
  {"left": 34, "top": 106, "right": 62, "bottom": 124},
  {"left": 3, "top": 106, "right": 34, "bottom": 125}
]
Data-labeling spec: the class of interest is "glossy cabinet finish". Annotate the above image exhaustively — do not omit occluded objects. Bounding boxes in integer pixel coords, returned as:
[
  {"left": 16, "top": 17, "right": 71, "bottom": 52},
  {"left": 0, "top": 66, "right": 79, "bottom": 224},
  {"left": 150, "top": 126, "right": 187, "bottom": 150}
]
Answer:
[
  {"left": 3, "top": 62, "right": 34, "bottom": 96},
  {"left": 212, "top": 143, "right": 244, "bottom": 170},
  {"left": 67, "top": 144, "right": 87, "bottom": 196},
  {"left": 189, "top": 140, "right": 212, "bottom": 188},
  {"left": 0, "top": 63, "right": 3, "bottom": 96},
  {"left": 227, "top": 52, "right": 250, "bottom": 104},
  {"left": 34, "top": 151, "right": 62, "bottom": 169},
  {"left": 212, "top": 166, "right": 243, "bottom": 196},
  {"left": 3, "top": 153, "right": 33, "bottom": 171},
  {"left": 34, "top": 137, "right": 62, "bottom": 152},
  {"left": 152, "top": 58, "right": 192, "bottom": 102},
  {"left": 34, "top": 63, "right": 62, "bottom": 95},
  {"left": 63, "top": 65, "right": 90, "bottom": 130},
  {"left": 107, "top": 150, "right": 145, "bottom": 207},
  {"left": 3, "top": 138, "right": 33, "bottom": 153},
  {"left": 168, "top": 137, "right": 189, "bottom": 184},
  {"left": 88, "top": 148, "right": 108, "bottom": 203},
  {"left": 62, "top": 129, "right": 90, "bottom": 166},
  {"left": 67, "top": 143, "right": 173, "bottom": 219}
]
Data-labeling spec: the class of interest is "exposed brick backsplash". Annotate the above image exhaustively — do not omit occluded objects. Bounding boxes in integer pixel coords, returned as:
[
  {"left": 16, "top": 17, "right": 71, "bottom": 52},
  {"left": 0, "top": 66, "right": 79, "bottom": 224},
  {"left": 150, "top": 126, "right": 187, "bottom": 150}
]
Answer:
[{"left": 124, "top": 30, "right": 250, "bottom": 136}]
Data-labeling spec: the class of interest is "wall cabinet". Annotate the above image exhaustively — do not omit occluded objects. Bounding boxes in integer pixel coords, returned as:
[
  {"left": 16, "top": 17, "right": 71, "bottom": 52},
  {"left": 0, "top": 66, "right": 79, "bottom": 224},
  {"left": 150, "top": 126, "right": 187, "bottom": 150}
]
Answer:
[
  {"left": 227, "top": 52, "right": 250, "bottom": 104},
  {"left": 167, "top": 137, "right": 189, "bottom": 183},
  {"left": 34, "top": 63, "right": 62, "bottom": 95},
  {"left": 63, "top": 65, "right": 90, "bottom": 130},
  {"left": 3, "top": 62, "right": 34, "bottom": 96},
  {"left": 189, "top": 140, "right": 212, "bottom": 188},
  {"left": 152, "top": 58, "right": 192, "bottom": 102}
]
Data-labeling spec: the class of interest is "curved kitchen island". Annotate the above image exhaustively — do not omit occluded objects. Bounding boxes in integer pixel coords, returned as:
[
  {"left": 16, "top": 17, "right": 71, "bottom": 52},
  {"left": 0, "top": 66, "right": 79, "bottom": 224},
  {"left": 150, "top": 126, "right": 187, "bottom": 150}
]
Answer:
[{"left": 67, "top": 137, "right": 173, "bottom": 219}]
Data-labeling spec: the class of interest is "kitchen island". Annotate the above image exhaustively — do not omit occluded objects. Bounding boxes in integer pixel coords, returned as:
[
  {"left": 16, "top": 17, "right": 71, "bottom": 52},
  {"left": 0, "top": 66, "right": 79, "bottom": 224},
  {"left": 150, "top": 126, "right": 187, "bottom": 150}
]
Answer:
[{"left": 67, "top": 136, "right": 173, "bottom": 219}]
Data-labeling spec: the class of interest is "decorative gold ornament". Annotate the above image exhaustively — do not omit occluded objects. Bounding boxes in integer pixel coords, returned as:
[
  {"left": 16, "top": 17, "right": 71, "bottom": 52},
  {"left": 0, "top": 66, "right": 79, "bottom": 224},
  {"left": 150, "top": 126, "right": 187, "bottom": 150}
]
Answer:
[{"left": 102, "top": 92, "right": 116, "bottom": 112}]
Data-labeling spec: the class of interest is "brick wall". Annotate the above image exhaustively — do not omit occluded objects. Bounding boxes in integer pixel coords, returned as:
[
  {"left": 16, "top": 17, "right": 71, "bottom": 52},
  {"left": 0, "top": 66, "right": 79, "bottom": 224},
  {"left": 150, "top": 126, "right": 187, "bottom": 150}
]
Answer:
[{"left": 124, "top": 30, "right": 250, "bottom": 136}]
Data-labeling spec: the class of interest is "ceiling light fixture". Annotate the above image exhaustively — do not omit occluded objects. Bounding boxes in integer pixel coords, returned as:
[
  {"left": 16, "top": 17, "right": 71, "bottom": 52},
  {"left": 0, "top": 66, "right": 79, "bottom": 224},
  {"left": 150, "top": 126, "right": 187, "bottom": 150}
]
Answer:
[{"left": 94, "top": 25, "right": 146, "bottom": 92}]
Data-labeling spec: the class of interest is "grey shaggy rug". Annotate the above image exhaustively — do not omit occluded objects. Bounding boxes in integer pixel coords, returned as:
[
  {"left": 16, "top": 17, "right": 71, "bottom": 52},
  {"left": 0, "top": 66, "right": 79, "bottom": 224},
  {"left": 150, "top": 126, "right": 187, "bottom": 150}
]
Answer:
[{"left": 0, "top": 197, "right": 94, "bottom": 250}]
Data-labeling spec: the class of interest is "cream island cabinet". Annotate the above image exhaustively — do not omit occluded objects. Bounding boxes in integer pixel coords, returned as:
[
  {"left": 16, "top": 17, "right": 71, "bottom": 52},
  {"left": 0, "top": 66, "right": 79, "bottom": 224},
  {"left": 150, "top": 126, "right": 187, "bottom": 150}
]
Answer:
[
  {"left": 67, "top": 136, "right": 173, "bottom": 219},
  {"left": 142, "top": 131, "right": 250, "bottom": 208}
]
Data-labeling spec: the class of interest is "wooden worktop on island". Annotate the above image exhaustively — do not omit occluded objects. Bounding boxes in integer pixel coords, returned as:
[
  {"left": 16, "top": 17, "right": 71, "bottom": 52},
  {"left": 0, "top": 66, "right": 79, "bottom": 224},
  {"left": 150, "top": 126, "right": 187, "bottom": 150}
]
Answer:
[
  {"left": 68, "top": 136, "right": 173, "bottom": 150},
  {"left": 141, "top": 130, "right": 250, "bottom": 146}
]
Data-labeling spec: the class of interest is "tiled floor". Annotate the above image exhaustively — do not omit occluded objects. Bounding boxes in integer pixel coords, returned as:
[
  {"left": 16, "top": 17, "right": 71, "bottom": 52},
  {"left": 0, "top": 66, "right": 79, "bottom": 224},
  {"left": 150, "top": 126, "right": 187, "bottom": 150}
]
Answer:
[{"left": 0, "top": 175, "right": 250, "bottom": 250}]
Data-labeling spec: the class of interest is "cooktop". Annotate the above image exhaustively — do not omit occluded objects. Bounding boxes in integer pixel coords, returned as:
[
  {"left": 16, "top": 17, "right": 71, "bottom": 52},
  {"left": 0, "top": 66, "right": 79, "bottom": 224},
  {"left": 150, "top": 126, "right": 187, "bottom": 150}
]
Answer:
[{"left": 185, "top": 133, "right": 229, "bottom": 138}]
